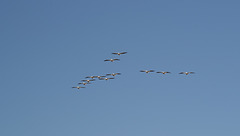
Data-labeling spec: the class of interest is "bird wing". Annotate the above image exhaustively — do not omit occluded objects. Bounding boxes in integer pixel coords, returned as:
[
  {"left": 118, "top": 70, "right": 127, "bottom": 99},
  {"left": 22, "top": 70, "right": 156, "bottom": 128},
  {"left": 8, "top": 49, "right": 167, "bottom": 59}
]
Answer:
[
  {"left": 120, "top": 52, "right": 127, "bottom": 54},
  {"left": 112, "top": 53, "right": 118, "bottom": 54},
  {"left": 149, "top": 70, "right": 155, "bottom": 72},
  {"left": 113, "top": 59, "right": 120, "bottom": 60},
  {"left": 189, "top": 72, "right": 195, "bottom": 74},
  {"left": 156, "top": 71, "right": 163, "bottom": 73},
  {"left": 140, "top": 70, "right": 146, "bottom": 72},
  {"left": 179, "top": 72, "right": 185, "bottom": 74}
]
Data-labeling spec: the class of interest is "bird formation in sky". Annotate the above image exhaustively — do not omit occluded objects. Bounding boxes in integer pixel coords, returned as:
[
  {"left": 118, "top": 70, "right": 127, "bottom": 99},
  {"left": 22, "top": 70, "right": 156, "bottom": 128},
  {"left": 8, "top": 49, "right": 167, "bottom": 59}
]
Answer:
[
  {"left": 72, "top": 72, "right": 122, "bottom": 90},
  {"left": 140, "top": 70, "right": 195, "bottom": 75},
  {"left": 72, "top": 51, "right": 195, "bottom": 90},
  {"left": 72, "top": 52, "right": 126, "bottom": 90}
]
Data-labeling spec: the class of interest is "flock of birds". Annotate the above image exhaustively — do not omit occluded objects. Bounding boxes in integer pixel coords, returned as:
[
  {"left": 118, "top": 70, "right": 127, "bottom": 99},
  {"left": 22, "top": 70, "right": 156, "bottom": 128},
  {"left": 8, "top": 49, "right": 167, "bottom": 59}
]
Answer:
[
  {"left": 72, "top": 51, "right": 195, "bottom": 90},
  {"left": 140, "top": 70, "right": 195, "bottom": 75},
  {"left": 72, "top": 52, "right": 126, "bottom": 90}
]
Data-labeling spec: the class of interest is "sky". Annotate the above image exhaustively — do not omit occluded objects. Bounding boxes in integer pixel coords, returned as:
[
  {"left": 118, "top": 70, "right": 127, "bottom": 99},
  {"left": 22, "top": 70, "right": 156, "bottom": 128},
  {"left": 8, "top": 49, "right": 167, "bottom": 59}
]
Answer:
[{"left": 1, "top": 0, "right": 240, "bottom": 136}]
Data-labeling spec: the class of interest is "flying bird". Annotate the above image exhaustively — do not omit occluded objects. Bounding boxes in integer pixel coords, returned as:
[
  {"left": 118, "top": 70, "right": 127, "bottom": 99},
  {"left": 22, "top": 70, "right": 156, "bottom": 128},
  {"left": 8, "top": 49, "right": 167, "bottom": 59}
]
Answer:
[
  {"left": 179, "top": 72, "right": 195, "bottom": 75},
  {"left": 140, "top": 70, "right": 155, "bottom": 73},
  {"left": 78, "top": 82, "right": 90, "bottom": 85},
  {"left": 156, "top": 71, "right": 171, "bottom": 74},
  {"left": 72, "top": 86, "right": 85, "bottom": 89},
  {"left": 112, "top": 52, "right": 127, "bottom": 55},
  {"left": 85, "top": 76, "right": 95, "bottom": 79},
  {"left": 94, "top": 75, "right": 106, "bottom": 79},
  {"left": 82, "top": 79, "right": 95, "bottom": 83},
  {"left": 106, "top": 73, "right": 121, "bottom": 76},
  {"left": 104, "top": 59, "right": 120, "bottom": 62},
  {"left": 99, "top": 77, "right": 114, "bottom": 80}
]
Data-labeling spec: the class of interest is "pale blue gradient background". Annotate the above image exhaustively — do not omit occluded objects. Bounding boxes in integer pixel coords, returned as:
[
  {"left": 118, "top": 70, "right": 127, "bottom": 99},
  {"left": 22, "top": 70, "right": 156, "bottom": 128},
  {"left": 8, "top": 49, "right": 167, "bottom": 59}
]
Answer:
[{"left": 1, "top": 0, "right": 240, "bottom": 136}]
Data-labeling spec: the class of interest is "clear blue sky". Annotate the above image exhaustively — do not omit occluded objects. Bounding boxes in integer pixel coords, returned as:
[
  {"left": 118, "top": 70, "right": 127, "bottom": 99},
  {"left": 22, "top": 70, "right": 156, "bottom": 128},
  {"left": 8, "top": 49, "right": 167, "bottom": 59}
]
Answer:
[{"left": 1, "top": 0, "right": 240, "bottom": 136}]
